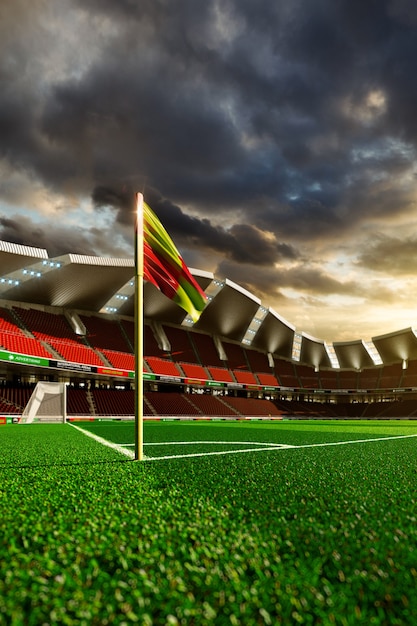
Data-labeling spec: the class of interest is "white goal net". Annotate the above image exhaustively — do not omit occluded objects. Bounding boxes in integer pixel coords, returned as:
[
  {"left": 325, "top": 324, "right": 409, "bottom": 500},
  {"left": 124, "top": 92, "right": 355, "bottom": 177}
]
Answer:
[{"left": 21, "top": 382, "right": 67, "bottom": 424}]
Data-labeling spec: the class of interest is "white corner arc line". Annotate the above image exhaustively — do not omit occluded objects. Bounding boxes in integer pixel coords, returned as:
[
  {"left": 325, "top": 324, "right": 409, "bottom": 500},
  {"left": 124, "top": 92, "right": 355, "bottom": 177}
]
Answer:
[{"left": 68, "top": 422, "right": 135, "bottom": 459}]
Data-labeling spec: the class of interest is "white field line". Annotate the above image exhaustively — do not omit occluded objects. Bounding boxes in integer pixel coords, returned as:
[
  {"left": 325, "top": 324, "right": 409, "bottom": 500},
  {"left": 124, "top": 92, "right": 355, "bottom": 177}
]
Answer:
[
  {"left": 68, "top": 422, "right": 135, "bottom": 459},
  {"left": 141, "top": 432, "right": 417, "bottom": 461},
  {"left": 295, "top": 432, "right": 417, "bottom": 448},
  {"left": 68, "top": 423, "right": 417, "bottom": 462},
  {"left": 143, "top": 445, "right": 295, "bottom": 461},
  {"left": 120, "top": 440, "right": 294, "bottom": 448}
]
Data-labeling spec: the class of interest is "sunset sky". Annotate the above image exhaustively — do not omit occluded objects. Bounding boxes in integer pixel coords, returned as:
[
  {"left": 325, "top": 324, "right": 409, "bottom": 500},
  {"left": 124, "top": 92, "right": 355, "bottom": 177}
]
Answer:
[{"left": 1, "top": 0, "right": 417, "bottom": 343}]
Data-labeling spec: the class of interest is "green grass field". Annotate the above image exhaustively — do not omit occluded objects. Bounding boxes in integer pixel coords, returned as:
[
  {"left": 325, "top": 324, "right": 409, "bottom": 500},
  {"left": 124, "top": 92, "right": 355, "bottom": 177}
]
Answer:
[{"left": 2, "top": 420, "right": 417, "bottom": 625}]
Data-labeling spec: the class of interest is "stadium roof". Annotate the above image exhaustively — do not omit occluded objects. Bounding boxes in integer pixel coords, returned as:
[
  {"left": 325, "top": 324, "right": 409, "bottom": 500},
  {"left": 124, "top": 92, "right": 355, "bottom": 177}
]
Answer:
[{"left": 0, "top": 240, "right": 415, "bottom": 369}]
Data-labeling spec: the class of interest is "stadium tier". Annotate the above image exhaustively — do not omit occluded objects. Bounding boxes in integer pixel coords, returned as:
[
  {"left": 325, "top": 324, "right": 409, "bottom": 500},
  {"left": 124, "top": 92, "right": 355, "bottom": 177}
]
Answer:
[{"left": 2, "top": 241, "right": 417, "bottom": 421}]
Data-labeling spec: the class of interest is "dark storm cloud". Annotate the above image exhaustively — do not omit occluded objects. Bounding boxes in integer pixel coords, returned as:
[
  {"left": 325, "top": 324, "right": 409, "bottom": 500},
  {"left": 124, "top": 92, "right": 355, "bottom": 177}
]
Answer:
[
  {"left": 2, "top": 0, "right": 417, "bottom": 271},
  {"left": 0, "top": 215, "right": 101, "bottom": 257},
  {"left": 93, "top": 184, "right": 299, "bottom": 266}
]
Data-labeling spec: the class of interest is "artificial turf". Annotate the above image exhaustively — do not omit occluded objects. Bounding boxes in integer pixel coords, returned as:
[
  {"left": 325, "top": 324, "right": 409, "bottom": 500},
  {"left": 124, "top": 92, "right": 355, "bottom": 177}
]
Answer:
[{"left": 1, "top": 420, "right": 417, "bottom": 624}]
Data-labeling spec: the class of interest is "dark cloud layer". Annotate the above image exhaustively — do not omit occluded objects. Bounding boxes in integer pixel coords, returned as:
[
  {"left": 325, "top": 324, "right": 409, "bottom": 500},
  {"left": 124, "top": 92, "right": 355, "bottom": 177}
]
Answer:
[{"left": 1, "top": 0, "right": 417, "bottom": 339}]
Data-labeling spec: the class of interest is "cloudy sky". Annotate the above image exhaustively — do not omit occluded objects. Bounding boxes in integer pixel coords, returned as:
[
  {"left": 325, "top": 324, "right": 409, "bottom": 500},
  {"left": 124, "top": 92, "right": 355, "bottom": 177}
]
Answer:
[{"left": 2, "top": 0, "right": 417, "bottom": 343}]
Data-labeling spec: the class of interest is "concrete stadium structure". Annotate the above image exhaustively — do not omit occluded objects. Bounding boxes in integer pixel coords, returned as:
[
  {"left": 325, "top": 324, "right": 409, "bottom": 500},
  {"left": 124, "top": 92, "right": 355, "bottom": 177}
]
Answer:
[{"left": 1, "top": 239, "right": 417, "bottom": 419}]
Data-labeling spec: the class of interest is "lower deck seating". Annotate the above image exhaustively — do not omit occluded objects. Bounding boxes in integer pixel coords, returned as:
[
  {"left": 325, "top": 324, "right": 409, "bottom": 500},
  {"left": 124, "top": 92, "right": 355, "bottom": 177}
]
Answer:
[
  {"left": 91, "top": 389, "right": 135, "bottom": 415},
  {"left": 3, "top": 385, "right": 417, "bottom": 418},
  {"left": 145, "top": 392, "right": 201, "bottom": 416},
  {"left": 67, "top": 388, "right": 91, "bottom": 415},
  {"left": 185, "top": 394, "right": 239, "bottom": 416},
  {"left": 0, "top": 386, "right": 33, "bottom": 411},
  {"left": 222, "top": 396, "right": 284, "bottom": 417}
]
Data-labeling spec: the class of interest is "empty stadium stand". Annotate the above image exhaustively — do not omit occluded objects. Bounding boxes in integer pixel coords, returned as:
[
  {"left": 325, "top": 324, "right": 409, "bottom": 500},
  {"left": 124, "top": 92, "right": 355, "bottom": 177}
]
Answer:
[
  {"left": 100, "top": 349, "right": 135, "bottom": 371},
  {"left": 274, "top": 358, "right": 299, "bottom": 387},
  {"left": 179, "top": 362, "right": 210, "bottom": 381},
  {"left": 401, "top": 360, "right": 417, "bottom": 387},
  {"left": 233, "top": 370, "right": 259, "bottom": 385},
  {"left": 207, "top": 367, "right": 234, "bottom": 383},
  {"left": 222, "top": 341, "right": 248, "bottom": 370},
  {"left": 13, "top": 307, "right": 80, "bottom": 342},
  {"left": 163, "top": 326, "right": 199, "bottom": 363},
  {"left": 4, "top": 303, "right": 417, "bottom": 422},
  {"left": 79, "top": 314, "right": 132, "bottom": 353},
  {"left": 0, "top": 331, "right": 54, "bottom": 359},
  {"left": 191, "top": 333, "right": 223, "bottom": 367},
  {"left": 145, "top": 356, "right": 182, "bottom": 377}
]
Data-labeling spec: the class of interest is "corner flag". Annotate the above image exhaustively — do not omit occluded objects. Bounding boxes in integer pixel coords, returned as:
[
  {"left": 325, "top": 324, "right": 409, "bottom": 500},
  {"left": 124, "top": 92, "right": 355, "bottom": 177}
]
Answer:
[
  {"left": 134, "top": 193, "right": 207, "bottom": 460},
  {"left": 142, "top": 199, "right": 207, "bottom": 322}
]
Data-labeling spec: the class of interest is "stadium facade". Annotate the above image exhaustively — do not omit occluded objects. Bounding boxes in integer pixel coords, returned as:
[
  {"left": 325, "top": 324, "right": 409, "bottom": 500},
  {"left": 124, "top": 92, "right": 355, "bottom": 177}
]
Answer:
[{"left": 1, "top": 240, "right": 417, "bottom": 421}]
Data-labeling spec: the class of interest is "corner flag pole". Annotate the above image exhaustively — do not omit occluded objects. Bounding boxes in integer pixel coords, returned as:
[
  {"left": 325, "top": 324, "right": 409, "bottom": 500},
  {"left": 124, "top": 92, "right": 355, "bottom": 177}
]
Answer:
[{"left": 134, "top": 192, "right": 144, "bottom": 461}]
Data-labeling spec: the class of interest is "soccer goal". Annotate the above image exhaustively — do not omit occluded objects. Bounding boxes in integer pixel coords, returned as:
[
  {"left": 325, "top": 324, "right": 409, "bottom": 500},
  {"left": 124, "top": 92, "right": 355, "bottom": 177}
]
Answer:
[{"left": 20, "top": 382, "right": 67, "bottom": 424}]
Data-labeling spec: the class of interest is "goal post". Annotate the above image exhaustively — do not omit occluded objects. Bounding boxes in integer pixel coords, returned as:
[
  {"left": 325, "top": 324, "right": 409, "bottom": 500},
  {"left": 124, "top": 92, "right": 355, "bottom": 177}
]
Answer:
[{"left": 21, "top": 382, "right": 67, "bottom": 424}]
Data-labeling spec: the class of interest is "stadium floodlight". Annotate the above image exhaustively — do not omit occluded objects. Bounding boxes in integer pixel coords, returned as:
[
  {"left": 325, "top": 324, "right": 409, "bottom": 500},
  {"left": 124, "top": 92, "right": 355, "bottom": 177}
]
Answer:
[
  {"left": 292, "top": 332, "right": 302, "bottom": 362},
  {"left": 363, "top": 340, "right": 383, "bottom": 365},
  {"left": 241, "top": 305, "right": 269, "bottom": 346},
  {"left": 325, "top": 342, "right": 340, "bottom": 369}
]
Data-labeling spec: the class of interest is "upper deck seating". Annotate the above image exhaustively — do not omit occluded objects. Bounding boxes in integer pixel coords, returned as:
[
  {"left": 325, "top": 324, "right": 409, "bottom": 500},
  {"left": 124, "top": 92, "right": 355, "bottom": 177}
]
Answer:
[
  {"left": 357, "top": 368, "right": 381, "bottom": 390},
  {"left": 319, "top": 370, "right": 339, "bottom": 390},
  {"left": 189, "top": 332, "right": 224, "bottom": 367},
  {"left": 222, "top": 341, "right": 248, "bottom": 370},
  {"left": 0, "top": 308, "right": 24, "bottom": 334},
  {"left": 338, "top": 370, "right": 359, "bottom": 390},
  {"left": 143, "top": 325, "right": 165, "bottom": 358},
  {"left": 163, "top": 326, "right": 199, "bottom": 363},
  {"left": 295, "top": 364, "right": 319, "bottom": 389},
  {"left": 48, "top": 339, "right": 106, "bottom": 366},
  {"left": 256, "top": 372, "right": 279, "bottom": 387},
  {"left": 378, "top": 363, "right": 403, "bottom": 389},
  {"left": 0, "top": 331, "right": 54, "bottom": 359},
  {"left": 207, "top": 367, "right": 234, "bottom": 383},
  {"left": 179, "top": 362, "right": 210, "bottom": 381},
  {"left": 145, "top": 357, "right": 182, "bottom": 377},
  {"left": 401, "top": 359, "right": 417, "bottom": 387},
  {"left": 245, "top": 348, "right": 271, "bottom": 373},
  {"left": 79, "top": 315, "right": 132, "bottom": 352},
  {"left": 101, "top": 349, "right": 135, "bottom": 371},
  {"left": 233, "top": 370, "right": 258, "bottom": 385},
  {"left": 273, "top": 358, "right": 299, "bottom": 387},
  {"left": 12, "top": 306, "right": 80, "bottom": 342}
]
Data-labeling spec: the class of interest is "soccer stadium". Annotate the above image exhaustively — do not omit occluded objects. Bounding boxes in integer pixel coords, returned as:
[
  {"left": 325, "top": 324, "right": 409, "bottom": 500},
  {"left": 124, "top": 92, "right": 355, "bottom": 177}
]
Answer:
[
  {"left": 2, "top": 239, "right": 417, "bottom": 423},
  {"left": 3, "top": 239, "right": 417, "bottom": 625}
]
